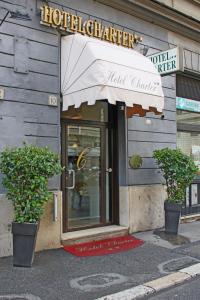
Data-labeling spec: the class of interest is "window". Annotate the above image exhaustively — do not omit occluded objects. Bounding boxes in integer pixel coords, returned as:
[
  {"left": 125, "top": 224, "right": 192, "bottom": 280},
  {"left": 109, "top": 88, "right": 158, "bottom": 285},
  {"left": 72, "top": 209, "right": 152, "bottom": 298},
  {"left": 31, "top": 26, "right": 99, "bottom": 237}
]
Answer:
[{"left": 177, "top": 110, "right": 200, "bottom": 213}]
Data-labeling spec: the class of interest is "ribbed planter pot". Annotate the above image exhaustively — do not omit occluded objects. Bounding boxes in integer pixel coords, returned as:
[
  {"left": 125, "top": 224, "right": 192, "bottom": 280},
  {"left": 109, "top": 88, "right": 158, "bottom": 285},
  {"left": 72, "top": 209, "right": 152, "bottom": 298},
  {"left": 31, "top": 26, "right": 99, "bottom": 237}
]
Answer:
[
  {"left": 164, "top": 202, "right": 182, "bottom": 234},
  {"left": 12, "top": 222, "right": 39, "bottom": 267}
]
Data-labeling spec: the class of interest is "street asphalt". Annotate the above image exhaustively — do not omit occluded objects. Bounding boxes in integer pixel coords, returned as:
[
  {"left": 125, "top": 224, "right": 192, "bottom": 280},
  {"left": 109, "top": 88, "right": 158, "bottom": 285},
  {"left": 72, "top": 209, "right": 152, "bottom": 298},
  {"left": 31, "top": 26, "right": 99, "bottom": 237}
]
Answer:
[{"left": 1, "top": 221, "right": 200, "bottom": 300}]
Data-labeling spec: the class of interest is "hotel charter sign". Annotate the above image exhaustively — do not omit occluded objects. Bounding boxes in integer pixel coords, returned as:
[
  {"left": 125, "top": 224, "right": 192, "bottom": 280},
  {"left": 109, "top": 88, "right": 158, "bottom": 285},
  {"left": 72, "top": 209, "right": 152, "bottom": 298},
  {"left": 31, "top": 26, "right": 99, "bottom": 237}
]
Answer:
[
  {"left": 149, "top": 47, "right": 184, "bottom": 76},
  {"left": 40, "top": 5, "right": 142, "bottom": 49}
]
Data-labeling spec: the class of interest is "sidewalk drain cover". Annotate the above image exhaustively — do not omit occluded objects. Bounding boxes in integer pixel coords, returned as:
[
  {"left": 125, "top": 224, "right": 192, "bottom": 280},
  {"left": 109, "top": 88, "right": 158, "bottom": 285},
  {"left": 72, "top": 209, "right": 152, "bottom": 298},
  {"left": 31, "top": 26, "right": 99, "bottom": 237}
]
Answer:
[
  {"left": 158, "top": 257, "right": 199, "bottom": 274},
  {"left": 70, "top": 273, "right": 129, "bottom": 292}
]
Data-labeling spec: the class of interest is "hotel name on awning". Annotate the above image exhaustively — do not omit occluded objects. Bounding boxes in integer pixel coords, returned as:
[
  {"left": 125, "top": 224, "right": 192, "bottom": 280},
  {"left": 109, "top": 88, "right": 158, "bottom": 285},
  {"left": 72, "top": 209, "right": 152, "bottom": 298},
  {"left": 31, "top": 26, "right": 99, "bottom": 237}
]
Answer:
[{"left": 40, "top": 5, "right": 142, "bottom": 49}]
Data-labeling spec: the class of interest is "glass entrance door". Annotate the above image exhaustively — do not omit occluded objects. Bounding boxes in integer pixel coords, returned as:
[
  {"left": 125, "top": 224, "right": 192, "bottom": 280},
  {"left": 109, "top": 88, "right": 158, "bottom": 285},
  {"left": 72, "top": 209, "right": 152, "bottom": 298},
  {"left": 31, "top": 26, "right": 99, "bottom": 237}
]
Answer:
[{"left": 62, "top": 122, "right": 112, "bottom": 231}]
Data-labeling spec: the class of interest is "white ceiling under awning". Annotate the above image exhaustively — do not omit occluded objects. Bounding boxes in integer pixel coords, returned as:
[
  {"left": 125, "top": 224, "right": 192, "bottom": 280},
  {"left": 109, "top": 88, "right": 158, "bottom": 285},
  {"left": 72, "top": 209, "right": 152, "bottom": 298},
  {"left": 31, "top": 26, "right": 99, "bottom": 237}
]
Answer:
[{"left": 61, "top": 34, "right": 164, "bottom": 113}]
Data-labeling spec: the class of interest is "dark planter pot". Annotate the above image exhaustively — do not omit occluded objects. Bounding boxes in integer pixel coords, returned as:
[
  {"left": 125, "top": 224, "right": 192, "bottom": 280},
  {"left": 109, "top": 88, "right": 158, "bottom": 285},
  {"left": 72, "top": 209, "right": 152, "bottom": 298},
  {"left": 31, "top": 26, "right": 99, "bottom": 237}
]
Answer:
[
  {"left": 164, "top": 202, "right": 182, "bottom": 234},
  {"left": 12, "top": 222, "right": 39, "bottom": 267}
]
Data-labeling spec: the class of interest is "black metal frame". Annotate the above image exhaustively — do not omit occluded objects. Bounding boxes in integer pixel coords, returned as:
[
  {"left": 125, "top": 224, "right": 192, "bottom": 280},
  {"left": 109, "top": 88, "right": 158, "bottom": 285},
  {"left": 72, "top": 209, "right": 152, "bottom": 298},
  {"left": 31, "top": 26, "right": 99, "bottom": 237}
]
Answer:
[
  {"left": 61, "top": 116, "right": 119, "bottom": 232},
  {"left": 177, "top": 124, "right": 200, "bottom": 215},
  {"left": 182, "top": 181, "right": 200, "bottom": 215}
]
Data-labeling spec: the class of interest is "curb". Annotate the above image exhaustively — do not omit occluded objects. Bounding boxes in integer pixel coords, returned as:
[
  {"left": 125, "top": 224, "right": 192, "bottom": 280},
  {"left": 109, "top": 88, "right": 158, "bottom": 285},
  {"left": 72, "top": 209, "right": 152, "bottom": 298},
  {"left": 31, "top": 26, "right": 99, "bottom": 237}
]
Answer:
[{"left": 95, "top": 262, "right": 200, "bottom": 300}]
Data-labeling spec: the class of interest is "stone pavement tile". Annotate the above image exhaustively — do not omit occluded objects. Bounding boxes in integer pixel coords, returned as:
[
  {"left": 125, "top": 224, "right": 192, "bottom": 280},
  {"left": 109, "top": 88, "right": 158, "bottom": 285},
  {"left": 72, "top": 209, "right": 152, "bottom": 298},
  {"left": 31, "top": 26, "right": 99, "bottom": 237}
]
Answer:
[
  {"left": 145, "top": 272, "right": 191, "bottom": 292},
  {"left": 96, "top": 285, "right": 154, "bottom": 300},
  {"left": 146, "top": 275, "right": 200, "bottom": 300},
  {"left": 157, "top": 256, "right": 199, "bottom": 274},
  {"left": 0, "top": 294, "right": 41, "bottom": 300},
  {"left": 180, "top": 262, "right": 200, "bottom": 277}
]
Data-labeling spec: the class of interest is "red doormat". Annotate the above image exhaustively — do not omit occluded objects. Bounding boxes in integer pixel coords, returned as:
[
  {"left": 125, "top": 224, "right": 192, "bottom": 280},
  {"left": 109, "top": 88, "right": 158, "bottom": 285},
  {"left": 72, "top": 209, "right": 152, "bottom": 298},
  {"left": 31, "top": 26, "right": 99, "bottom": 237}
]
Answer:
[{"left": 63, "top": 235, "right": 144, "bottom": 257}]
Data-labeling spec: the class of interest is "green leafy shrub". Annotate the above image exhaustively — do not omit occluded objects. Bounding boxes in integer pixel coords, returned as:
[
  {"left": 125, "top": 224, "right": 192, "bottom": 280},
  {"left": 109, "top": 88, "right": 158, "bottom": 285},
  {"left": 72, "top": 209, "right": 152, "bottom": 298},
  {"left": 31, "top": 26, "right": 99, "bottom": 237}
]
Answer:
[
  {"left": 153, "top": 147, "right": 198, "bottom": 204},
  {"left": 0, "top": 144, "right": 62, "bottom": 223}
]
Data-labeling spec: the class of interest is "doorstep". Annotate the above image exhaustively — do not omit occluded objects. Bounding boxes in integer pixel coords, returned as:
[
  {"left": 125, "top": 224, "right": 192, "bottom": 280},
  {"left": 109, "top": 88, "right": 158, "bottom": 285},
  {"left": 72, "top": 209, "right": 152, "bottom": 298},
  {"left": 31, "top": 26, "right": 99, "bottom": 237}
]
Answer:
[{"left": 61, "top": 225, "right": 129, "bottom": 246}]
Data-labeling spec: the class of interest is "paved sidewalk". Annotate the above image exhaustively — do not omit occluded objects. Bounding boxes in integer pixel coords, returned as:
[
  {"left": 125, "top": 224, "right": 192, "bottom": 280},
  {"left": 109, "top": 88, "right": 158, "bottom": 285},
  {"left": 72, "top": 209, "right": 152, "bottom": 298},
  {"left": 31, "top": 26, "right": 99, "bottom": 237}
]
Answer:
[{"left": 0, "top": 221, "right": 200, "bottom": 300}]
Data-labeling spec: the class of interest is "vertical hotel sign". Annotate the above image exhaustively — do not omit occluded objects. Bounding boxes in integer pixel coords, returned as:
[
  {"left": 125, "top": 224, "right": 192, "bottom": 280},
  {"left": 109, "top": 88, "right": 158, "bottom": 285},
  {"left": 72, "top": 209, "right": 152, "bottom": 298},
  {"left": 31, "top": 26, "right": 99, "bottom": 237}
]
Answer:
[
  {"left": 40, "top": 5, "right": 142, "bottom": 49},
  {"left": 148, "top": 47, "right": 184, "bottom": 76}
]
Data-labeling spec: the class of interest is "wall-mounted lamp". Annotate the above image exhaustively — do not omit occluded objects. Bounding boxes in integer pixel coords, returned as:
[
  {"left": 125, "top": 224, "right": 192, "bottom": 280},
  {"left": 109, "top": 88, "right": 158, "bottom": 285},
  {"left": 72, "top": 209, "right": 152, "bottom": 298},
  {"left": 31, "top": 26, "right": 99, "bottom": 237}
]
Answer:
[
  {"left": 0, "top": 7, "right": 31, "bottom": 27},
  {"left": 142, "top": 45, "right": 150, "bottom": 56},
  {"left": 137, "top": 45, "right": 150, "bottom": 56},
  {"left": 9, "top": 11, "right": 31, "bottom": 21}
]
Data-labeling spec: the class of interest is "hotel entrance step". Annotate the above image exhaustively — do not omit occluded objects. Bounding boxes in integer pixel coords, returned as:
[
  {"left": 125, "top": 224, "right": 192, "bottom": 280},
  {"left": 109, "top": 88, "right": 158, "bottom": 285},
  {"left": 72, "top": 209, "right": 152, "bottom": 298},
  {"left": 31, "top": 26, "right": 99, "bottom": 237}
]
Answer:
[{"left": 61, "top": 225, "right": 129, "bottom": 246}]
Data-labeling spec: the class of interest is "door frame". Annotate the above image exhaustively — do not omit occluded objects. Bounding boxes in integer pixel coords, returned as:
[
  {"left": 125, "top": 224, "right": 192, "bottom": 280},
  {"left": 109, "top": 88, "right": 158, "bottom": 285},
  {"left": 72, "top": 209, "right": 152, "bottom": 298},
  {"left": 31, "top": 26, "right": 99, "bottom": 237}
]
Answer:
[{"left": 61, "top": 118, "right": 119, "bottom": 232}]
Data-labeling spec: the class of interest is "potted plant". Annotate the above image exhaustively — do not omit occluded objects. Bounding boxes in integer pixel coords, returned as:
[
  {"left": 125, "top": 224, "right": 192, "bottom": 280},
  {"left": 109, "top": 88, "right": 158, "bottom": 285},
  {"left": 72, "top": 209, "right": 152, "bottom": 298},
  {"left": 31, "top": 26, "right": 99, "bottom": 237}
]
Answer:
[
  {"left": 0, "top": 144, "right": 62, "bottom": 267},
  {"left": 153, "top": 147, "right": 198, "bottom": 234}
]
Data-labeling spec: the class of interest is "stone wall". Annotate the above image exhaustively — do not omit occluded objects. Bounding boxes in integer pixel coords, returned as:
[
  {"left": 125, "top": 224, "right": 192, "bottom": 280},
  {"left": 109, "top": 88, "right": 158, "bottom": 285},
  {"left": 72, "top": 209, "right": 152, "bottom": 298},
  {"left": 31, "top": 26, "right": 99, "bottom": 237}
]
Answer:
[
  {"left": 35, "top": 191, "right": 62, "bottom": 252},
  {"left": 120, "top": 185, "right": 166, "bottom": 233},
  {"left": 0, "top": 195, "right": 13, "bottom": 257}
]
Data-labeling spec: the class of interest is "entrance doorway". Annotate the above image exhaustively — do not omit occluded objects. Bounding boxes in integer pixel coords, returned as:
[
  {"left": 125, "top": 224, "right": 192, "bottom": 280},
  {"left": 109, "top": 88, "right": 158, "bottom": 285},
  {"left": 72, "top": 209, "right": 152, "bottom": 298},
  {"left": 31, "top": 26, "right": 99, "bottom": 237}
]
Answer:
[{"left": 61, "top": 102, "right": 118, "bottom": 232}]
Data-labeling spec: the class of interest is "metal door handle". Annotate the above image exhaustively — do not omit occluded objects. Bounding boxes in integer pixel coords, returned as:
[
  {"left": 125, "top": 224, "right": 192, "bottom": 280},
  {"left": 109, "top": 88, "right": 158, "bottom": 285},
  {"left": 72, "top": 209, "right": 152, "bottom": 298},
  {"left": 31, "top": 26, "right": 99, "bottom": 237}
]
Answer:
[
  {"left": 66, "top": 169, "right": 75, "bottom": 189},
  {"left": 106, "top": 168, "right": 112, "bottom": 173}
]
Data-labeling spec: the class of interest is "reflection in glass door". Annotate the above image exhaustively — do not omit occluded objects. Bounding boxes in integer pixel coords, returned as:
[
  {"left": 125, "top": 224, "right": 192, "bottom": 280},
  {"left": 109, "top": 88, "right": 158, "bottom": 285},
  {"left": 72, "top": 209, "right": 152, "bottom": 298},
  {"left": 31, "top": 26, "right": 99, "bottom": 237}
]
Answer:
[{"left": 62, "top": 123, "right": 111, "bottom": 230}]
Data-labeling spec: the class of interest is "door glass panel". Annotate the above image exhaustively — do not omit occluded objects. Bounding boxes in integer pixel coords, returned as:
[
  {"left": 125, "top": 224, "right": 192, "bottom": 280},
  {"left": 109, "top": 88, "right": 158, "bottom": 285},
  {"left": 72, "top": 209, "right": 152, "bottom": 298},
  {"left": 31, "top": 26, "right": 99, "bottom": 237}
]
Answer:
[{"left": 66, "top": 125, "right": 101, "bottom": 229}]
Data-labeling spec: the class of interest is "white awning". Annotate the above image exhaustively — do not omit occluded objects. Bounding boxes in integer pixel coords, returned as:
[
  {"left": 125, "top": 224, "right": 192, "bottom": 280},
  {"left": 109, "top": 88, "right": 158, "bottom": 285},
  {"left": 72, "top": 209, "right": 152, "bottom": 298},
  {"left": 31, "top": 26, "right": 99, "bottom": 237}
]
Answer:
[{"left": 61, "top": 34, "right": 164, "bottom": 113}]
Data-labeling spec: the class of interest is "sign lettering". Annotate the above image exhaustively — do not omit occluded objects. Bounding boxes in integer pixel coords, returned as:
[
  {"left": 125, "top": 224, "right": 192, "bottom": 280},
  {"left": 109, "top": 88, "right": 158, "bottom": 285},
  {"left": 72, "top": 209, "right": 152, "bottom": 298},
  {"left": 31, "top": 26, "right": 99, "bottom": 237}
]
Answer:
[
  {"left": 40, "top": 5, "right": 142, "bottom": 49},
  {"left": 148, "top": 47, "right": 184, "bottom": 76},
  {"left": 76, "top": 147, "right": 91, "bottom": 170},
  {"left": 176, "top": 97, "right": 200, "bottom": 112},
  {"left": 107, "top": 71, "right": 160, "bottom": 94}
]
